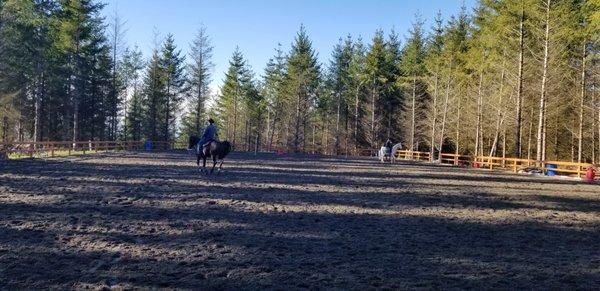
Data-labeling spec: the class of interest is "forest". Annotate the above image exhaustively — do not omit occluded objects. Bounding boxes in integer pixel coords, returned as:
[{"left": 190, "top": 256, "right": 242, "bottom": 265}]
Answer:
[{"left": 0, "top": 0, "right": 599, "bottom": 162}]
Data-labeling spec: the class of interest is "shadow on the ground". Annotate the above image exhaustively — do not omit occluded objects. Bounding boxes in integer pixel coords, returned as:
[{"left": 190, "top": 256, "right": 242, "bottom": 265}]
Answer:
[{"left": 1, "top": 151, "right": 599, "bottom": 289}]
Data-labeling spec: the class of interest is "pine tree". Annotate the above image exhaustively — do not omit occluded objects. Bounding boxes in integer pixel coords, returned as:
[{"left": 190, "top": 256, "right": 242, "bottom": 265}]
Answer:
[
  {"left": 122, "top": 45, "right": 145, "bottom": 141},
  {"left": 401, "top": 15, "right": 427, "bottom": 151},
  {"left": 143, "top": 47, "right": 165, "bottom": 141},
  {"left": 348, "top": 36, "right": 367, "bottom": 153},
  {"left": 262, "top": 44, "right": 287, "bottom": 151},
  {"left": 107, "top": 8, "right": 127, "bottom": 141},
  {"left": 364, "top": 30, "right": 388, "bottom": 148},
  {"left": 160, "top": 34, "right": 186, "bottom": 142},
  {"left": 326, "top": 35, "right": 353, "bottom": 154},
  {"left": 424, "top": 12, "right": 445, "bottom": 159},
  {"left": 285, "top": 25, "right": 321, "bottom": 152},
  {"left": 382, "top": 30, "right": 403, "bottom": 144},
  {"left": 183, "top": 25, "right": 214, "bottom": 138},
  {"left": 217, "top": 47, "right": 251, "bottom": 147},
  {"left": 57, "top": 0, "right": 108, "bottom": 143},
  {"left": 1, "top": 0, "right": 58, "bottom": 142}
]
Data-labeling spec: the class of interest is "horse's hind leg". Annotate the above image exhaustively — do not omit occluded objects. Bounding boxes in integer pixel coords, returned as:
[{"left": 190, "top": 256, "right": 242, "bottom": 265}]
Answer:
[
  {"left": 202, "top": 156, "right": 208, "bottom": 175},
  {"left": 218, "top": 160, "right": 224, "bottom": 173}
]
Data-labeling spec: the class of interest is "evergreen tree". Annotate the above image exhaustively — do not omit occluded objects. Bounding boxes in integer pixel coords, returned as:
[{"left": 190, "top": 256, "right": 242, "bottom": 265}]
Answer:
[
  {"left": 401, "top": 15, "right": 427, "bottom": 151},
  {"left": 143, "top": 48, "right": 165, "bottom": 141},
  {"left": 424, "top": 12, "right": 445, "bottom": 158},
  {"left": 262, "top": 44, "right": 287, "bottom": 151},
  {"left": 348, "top": 36, "right": 367, "bottom": 152},
  {"left": 122, "top": 45, "right": 145, "bottom": 141},
  {"left": 57, "top": 0, "right": 108, "bottom": 143},
  {"left": 326, "top": 35, "right": 353, "bottom": 154},
  {"left": 364, "top": 30, "right": 388, "bottom": 148},
  {"left": 285, "top": 25, "right": 321, "bottom": 152},
  {"left": 217, "top": 47, "right": 251, "bottom": 147},
  {"left": 182, "top": 25, "right": 214, "bottom": 138},
  {"left": 107, "top": 8, "right": 126, "bottom": 140},
  {"left": 382, "top": 29, "right": 403, "bottom": 143},
  {"left": 160, "top": 34, "right": 186, "bottom": 142}
]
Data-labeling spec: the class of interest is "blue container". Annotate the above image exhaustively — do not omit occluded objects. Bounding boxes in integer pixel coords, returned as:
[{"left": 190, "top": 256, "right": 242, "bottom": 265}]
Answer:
[
  {"left": 144, "top": 140, "right": 154, "bottom": 151},
  {"left": 546, "top": 163, "right": 557, "bottom": 176}
]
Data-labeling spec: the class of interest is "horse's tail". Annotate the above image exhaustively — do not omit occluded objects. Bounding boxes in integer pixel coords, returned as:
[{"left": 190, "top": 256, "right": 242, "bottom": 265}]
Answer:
[{"left": 188, "top": 135, "right": 200, "bottom": 150}]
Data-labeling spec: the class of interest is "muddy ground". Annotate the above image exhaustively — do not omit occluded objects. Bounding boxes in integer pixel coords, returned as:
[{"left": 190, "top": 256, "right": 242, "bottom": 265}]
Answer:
[{"left": 1, "top": 151, "right": 599, "bottom": 289}]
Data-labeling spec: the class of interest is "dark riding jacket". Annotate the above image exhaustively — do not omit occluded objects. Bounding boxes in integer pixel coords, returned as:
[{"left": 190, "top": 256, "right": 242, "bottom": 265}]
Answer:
[{"left": 199, "top": 124, "right": 217, "bottom": 145}]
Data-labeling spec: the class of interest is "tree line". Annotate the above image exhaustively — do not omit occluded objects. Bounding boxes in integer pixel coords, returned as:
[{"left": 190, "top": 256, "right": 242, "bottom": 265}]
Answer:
[{"left": 1, "top": 0, "right": 599, "bottom": 162}]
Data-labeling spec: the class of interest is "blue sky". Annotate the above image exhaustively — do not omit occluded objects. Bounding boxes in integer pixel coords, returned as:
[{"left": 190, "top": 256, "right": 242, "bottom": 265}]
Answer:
[{"left": 101, "top": 0, "right": 476, "bottom": 92}]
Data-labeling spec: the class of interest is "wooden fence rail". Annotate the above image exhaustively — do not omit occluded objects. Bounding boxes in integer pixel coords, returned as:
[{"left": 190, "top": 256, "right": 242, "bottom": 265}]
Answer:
[
  {"left": 0, "top": 140, "right": 174, "bottom": 159},
  {"left": 393, "top": 149, "right": 595, "bottom": 179},
  {"left": 1, "top": 140, "right": 595, "bottom": 179}
]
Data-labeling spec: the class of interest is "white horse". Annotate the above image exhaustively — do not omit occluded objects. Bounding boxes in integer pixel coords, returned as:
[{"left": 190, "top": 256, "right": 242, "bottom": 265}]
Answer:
[
  {"left": 378, "top": 146, "right": 390, "bottom": 162},
  {"left": 390, "top": 143, "right": 403, "bottom": 163}
]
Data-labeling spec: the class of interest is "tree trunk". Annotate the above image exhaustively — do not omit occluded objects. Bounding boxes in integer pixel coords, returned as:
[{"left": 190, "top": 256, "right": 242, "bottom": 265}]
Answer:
[
  {"left": 33, "top": 69, "right": 43, "bottom": 144},
  {"left": 527, "top": 108, "right": 533, "bottom": 160},
  {"left": 502, "top": 128, "right": 507, "bottom": 162},
  {"left": 430, "top": 63, "right": 440, "bottom": 160},
  {"left": 438, "top": 68, "right": 452, "bottom": 155},
  {"left": 455, "top": 95, "right": 461, "bottom": 156},
  {"left": 593, "top": 91, "right": 596, "bottom": 163},
  {"left": 577, "top": 40, "right": 586, "bottom": 163},
  {"left": 410, "top": 75, "right": 416, "bottom": 151},
  {"left": 345, "top": 106, "right": 350, "bottom": 157},
  {"left": 195, "top": 81, "right": 203, "bottom": 134},
  {"left": 165, "top": 82, "right": 171, "bottom": 142},
  {"left": 335, "top": 92, "right": 341, "bottom": 155},
  {"left": 536, "top": 0, "right": 551, "bottom": 163},
  {"left": 515, "top": 6, "right": 525, "bottom": 158},
  {"left": 1, "top": 116, "right": 8, "bottom": 143},
  {"left": 268, "top": 107, "right": 278, "bottom": 152},
  {"left": 233, "top": 88, "right": 239, "bottom": 147},
  {"left": 387, "top": 103, "right": 392, "bottom": 141},
  {"left": 293, "top": 89, "right": 301, "bottom": 152},
  {"left": 489, "top": 67, "right": 506, "bottom": 157},
  {"left": 371, "top": 81, "right": 377, "bottom": 148},
  {"left": 354, "top": 84, "right": 360, "bottom": 153},
  {"left": 475, "top": 71, "right": 483, "bottom": 157}
]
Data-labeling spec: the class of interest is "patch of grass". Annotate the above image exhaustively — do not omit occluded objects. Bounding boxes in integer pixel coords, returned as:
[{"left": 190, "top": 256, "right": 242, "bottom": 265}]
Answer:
[{"left": 8, "top": 149, "right": 111, "bottom": 160}]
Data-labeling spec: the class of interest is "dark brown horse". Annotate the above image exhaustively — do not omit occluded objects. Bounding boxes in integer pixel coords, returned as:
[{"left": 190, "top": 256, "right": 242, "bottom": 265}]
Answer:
[{"left": 188, "top": 135, "right": 232, "bottom": 174}]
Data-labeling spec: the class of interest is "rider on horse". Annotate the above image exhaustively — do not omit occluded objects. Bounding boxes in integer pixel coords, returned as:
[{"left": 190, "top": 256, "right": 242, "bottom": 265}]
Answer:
[{"left": 197, "top": 118, "right": 218, "bottom": 153}]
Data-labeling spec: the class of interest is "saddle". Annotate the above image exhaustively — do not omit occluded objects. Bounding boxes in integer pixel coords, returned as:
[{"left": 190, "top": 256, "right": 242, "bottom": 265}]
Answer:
[{"left": 197, "top": 139, "right": 216, "bottom": 156}]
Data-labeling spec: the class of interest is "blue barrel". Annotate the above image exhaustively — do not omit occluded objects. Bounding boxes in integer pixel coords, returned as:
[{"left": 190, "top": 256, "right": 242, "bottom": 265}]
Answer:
[
  {"left": 546, "top": 163, "right": 557, "bottom": 176},
  {"left": 144, "top": 140, "right": 154, "bottom": 151}
]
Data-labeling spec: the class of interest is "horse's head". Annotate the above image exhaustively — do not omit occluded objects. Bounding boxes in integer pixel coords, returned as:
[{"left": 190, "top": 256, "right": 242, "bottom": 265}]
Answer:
[
  {"left": 188, "top": 135, "right": 200, "bottom": 149},
  {"left": 220, "top": 141, "right": 232, "bottom": 155}
]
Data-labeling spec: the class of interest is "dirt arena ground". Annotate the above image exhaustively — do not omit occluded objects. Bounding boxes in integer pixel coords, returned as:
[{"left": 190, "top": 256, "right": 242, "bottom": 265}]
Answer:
[{"left": 1, "top": 151, "right": 599, "bottom": 289}]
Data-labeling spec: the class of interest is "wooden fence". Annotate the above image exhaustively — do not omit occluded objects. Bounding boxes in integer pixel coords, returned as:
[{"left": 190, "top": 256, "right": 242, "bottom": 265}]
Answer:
[
  {"left": 0, "top": 140, "right": 174, "bottom": 159},
  {"left": 391, "top": 149, "right": 595, "bottom": 178},
  {"left": 1, "top": 140, "right": 595, "bottom": 179}
]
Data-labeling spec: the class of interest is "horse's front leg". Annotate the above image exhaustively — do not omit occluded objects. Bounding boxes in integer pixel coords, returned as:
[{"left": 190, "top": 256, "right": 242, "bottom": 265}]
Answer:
[{"left": 210, "top": 155, "right": 218, "bottom": 174}]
